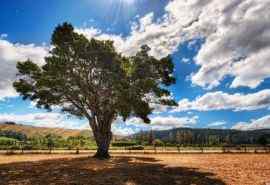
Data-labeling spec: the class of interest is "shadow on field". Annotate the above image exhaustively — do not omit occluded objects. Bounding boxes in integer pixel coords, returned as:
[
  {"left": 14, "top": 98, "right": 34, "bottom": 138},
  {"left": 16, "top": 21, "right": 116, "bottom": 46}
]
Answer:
[{"left": 0, "top": 156, "right": 225, "bottom": 185}]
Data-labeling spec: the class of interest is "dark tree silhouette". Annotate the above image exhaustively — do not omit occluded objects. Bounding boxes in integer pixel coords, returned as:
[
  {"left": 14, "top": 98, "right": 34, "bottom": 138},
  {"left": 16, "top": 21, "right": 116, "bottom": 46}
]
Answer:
[
  {"left": 13, "top": 23, "right": 177, "bottom": 159},
  {"left": 258, "top": 135, "right": 268, "bottom": 146}
]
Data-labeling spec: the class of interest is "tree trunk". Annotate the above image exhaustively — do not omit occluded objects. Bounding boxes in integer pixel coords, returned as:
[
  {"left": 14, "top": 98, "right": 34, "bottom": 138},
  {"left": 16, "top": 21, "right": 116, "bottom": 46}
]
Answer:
[
  {"left": 91, "top": 120, "right": 112, "bottom": 159},
  {"left": 93, "top": 133, "right": 111, "bottom": 159}
]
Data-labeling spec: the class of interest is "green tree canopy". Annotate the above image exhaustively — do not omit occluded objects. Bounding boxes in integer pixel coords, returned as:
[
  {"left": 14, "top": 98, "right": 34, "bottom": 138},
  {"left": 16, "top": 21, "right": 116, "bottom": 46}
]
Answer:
[{"left": 13, "top": 22, "right": 177, "bottom": 159}]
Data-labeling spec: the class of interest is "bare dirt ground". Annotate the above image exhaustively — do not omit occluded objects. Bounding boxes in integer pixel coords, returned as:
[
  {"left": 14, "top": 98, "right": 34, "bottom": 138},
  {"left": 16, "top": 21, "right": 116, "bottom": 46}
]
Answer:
[{"left": 0, "top": 154, "right": 269, "bottom": 185}]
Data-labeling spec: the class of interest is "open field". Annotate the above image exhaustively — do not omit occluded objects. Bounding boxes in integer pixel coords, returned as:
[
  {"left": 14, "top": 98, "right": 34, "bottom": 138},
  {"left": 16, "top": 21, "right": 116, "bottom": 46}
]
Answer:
[{"left": 0, "top": 154, "right": 269, "bottom": 185}]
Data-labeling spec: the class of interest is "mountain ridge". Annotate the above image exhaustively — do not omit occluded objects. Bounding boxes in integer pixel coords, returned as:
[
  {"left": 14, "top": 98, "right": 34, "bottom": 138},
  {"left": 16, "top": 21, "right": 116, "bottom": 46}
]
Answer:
[{"left": 0, "top": 122, "right": 91, "bottom": 138}]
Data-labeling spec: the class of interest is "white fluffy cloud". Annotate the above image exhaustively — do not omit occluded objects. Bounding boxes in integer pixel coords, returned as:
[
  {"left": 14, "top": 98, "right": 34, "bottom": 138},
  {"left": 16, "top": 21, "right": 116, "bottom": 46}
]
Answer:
[
  {"left": 173, "top": 89, "right": 270, "bottom": 112},
  {"left": 111, "top": 115, "right": 199, "bottom": 135},
  {"left": 207, "top": 121, "right": 227, "bottom": 127},
  {"left": 77, "top": 0, "right": 270, "bottom": 89},
  {"left": 168, "top": 0, "right": 270, "bottom": 89},
  {"left": 190, "top": 0, "right": 270, "bottom": 89},
  {"left": 1, "top": 0, "right": 270, "bottom": 116},
  {"left": 112, "top": 118, "right": 143, "bottom": 136},
  {"left": 76, "top": 11, "right": 184, "bottom": 59},
  {"left": 126, "top": 115, "right": 198, "bottom": 130},
  {"left": 232, "top": 115, "right": 270, "bottom": 130},
  {"left": 150, "top": 115, "right": 198, "bottom": 127},
  {"left": 182, "top": 57, "right": 190, "bottom": 64},
  {"left": 0, "top": 112, "right": 87, "bottom": 129},
  {"left": 0, "top": 38, "right": 48, "bottom": 100}
]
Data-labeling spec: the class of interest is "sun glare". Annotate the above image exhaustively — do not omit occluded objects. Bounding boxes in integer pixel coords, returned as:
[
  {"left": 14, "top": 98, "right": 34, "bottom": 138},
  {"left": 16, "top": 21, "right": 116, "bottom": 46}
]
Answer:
[{"left": 121, "top": 0, "right": 135, "bottom": 4}]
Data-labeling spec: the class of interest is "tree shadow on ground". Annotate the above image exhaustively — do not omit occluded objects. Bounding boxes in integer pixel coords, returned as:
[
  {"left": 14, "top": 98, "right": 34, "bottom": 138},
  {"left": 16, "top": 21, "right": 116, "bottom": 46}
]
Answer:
[{"left": 0, "top": 156, "right": 226, "bottom": 185}]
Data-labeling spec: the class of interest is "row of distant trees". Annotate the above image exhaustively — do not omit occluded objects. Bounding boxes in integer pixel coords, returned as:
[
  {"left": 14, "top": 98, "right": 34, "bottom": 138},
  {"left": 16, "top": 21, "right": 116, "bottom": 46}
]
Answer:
[
  {"left": 0, "top": 130, "right": 27, "bottom": 141},
  {"left": 134, "top": 130, "right": 270, "bottom": 147},
  {"left": 0, "top": 132, "right": 96, "bottom": 150},
  {"left": 1, "top": 128, "right": 269, "bottom": 151}
]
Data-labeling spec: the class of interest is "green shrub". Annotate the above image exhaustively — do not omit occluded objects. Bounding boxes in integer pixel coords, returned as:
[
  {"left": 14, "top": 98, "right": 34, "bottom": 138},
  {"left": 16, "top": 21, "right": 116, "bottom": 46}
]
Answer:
[
  {"left": 23, "top": 145, "right": 33, "bottom": 150},
  {"left": 9, "top": 145, "right": 20, "bottom": 150},
  {"left": 154, "top": 139, "right": 164, "bottom": 146},
  {"left": 127, "top": 145, "right": 144, "bottom": 150},
  {"left": 0, "top": 137, "right": 18, "bottom": 146},
  {"left": 111, "top": 141, "right": 137, "bottom": 147},
  {"left": 0, "top": 130, "right": 27, "bottom": 141}
]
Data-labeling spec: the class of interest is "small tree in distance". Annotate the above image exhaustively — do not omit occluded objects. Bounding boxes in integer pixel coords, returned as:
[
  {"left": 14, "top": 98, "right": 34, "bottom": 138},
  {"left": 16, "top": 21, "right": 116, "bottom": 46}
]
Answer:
[
  {"left": 148, "top": 129, "right": 155, "bottom": 145},
  {"left": 13, "top": 23, "right": 177, "bottom": 159}
]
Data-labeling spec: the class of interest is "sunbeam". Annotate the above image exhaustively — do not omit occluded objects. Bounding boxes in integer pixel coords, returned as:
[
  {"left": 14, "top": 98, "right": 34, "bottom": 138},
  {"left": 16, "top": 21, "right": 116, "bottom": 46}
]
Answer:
[{"left": 121, "top": 0, "right": 135, "bottom": 4}]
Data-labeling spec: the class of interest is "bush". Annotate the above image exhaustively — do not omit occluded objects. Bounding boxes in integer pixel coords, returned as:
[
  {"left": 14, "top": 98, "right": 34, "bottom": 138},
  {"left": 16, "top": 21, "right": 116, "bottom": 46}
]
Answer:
[
  {"left": 9, "top": 145, "right": 20, "bottom": 150},
  {"left": 23, "top": 145, "right": 33, "bottom": 150},
  {"left": 258, "top": 135, "right": 268, "bottom": 146},
  {"left": 127, "top": 145, "right": 144, "bottom": 150},
  {"left": 4, "top": 121, "right": 16, "bottom": 125},
  {"left": 154, "top": 139, "right": 164, "bottom": 146},
  {"left": 165, "top": 143, "right": 177, "bottom": 147},
  {"left": 111, "top": 141, "right": 137, "bottom": 147},
  {"left": 0, "top": 130, "right": 27, "bottom": 141},
  {"left": 0, "top": 137, "right": 18, "bottom": 146}
]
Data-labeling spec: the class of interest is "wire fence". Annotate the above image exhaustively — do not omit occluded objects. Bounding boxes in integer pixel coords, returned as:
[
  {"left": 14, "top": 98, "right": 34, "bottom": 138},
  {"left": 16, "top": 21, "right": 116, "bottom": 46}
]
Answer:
[{"left": 1, "top": 146, "right": 270, "bottom": 155}]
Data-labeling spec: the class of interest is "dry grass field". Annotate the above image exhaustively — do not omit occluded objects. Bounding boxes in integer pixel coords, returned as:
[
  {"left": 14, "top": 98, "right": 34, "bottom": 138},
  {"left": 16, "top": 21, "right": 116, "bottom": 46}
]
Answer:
[
  {"left": 0, "top": 123, "right": 89, "bottom": 138},
  {"left": 0, "top": 153, "right": 269, "bottom": 185}
]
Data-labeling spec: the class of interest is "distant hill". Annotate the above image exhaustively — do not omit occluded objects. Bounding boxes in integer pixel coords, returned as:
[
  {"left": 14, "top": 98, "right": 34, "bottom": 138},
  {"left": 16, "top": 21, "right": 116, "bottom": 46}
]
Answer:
[
  {"left": 0, "top": 123, "right": 91, "bottom": 138},
  {"left": 131, "top": 128, "right": 270, "bottom": 145}
]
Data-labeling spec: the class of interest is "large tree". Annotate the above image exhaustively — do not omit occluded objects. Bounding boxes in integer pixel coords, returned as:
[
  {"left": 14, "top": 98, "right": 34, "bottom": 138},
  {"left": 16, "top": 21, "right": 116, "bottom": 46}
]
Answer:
[{"left": 13, "top": 23, "right": 177, "bottom": 159}]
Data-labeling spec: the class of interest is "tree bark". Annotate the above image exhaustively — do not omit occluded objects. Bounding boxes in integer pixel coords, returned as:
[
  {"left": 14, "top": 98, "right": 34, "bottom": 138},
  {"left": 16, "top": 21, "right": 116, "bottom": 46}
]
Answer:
[
  {"left": 93, "top": 132, "right": 112, "bottom": 159},
  {"left": 91, "top": 119, "right": 113, "bottom": 160}
]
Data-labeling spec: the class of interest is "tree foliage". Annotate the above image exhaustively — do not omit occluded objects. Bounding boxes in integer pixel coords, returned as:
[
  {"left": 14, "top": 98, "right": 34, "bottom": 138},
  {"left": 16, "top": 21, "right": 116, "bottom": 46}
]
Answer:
[
  {"left": 14, "top": 23, "right": 176, "bottom": 123},
  {"left": 13, "top": 22, "right": 177, "bottom": 158}
]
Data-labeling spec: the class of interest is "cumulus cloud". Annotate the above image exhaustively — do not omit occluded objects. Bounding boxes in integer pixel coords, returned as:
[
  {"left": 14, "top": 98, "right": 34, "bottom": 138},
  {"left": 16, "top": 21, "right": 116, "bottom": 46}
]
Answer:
[
  {"left": 232, "top": 115, "right": 270, "bottom": 130},
  {"left": 190, "top": 0, "right": 270, "bottom": 89},
  {"left": 207, "top": 121, "right": 227, "bottom": 127},
  {"left": 182, "top": 57, "right": 190, "bottom": 64},
  {"left": 1, "top": 0, "right": 269, "bottom": 115},
  {"left": 111, "top": 115, "right": 199, "bottom": 135},
  {"left": 131, "top": 115, "right": 197, "bottom": 128},
  {"left": 112, "top": 118, "right": 144, "bottom": 136},
  {"left": 111, "top": 117, "right": 145, "bottom": 136},
  {"left": 127, "top": 115, "right": 197, "bottom": 130},
  {"left": 76, "top": 11, "right": 185, "bottom": 59},
  {"left": 173, "top": 89, "right": 270, "bottom": 112},
  {"left": 0, "top": 112, "right": 87, "bottom": 129},
  {"left": 0, "top": 38, "right": 48, "bottom": 100},
  {"left": 77, "top": 0, "right": 270, "bottom": 89},
  {"left": 167, "top": 0, "right": 270, "bottom": 89},
  {"left": 0, "top": 34, "right": 7, "bottom": 39},
  {"left": 150, "top": 115, "right": 198, "bottom": 128}
]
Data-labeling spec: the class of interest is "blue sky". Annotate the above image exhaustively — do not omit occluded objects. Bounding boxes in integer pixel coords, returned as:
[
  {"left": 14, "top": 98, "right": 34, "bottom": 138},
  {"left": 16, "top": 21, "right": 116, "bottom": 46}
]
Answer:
[{"left": 0, "top": 0, "right": 270, "bottom": 135}]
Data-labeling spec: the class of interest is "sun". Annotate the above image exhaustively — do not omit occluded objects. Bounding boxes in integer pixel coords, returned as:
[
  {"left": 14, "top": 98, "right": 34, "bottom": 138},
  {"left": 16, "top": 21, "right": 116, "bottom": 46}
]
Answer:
[{"left": 121, "top": 0, "right": 135, "bottom": 4}]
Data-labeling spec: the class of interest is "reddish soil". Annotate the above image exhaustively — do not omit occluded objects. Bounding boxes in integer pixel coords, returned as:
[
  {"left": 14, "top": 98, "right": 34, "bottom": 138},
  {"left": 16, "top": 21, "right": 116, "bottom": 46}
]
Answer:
[{"left": 0, "top": 154, "right": 269, "bottom": 185}]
